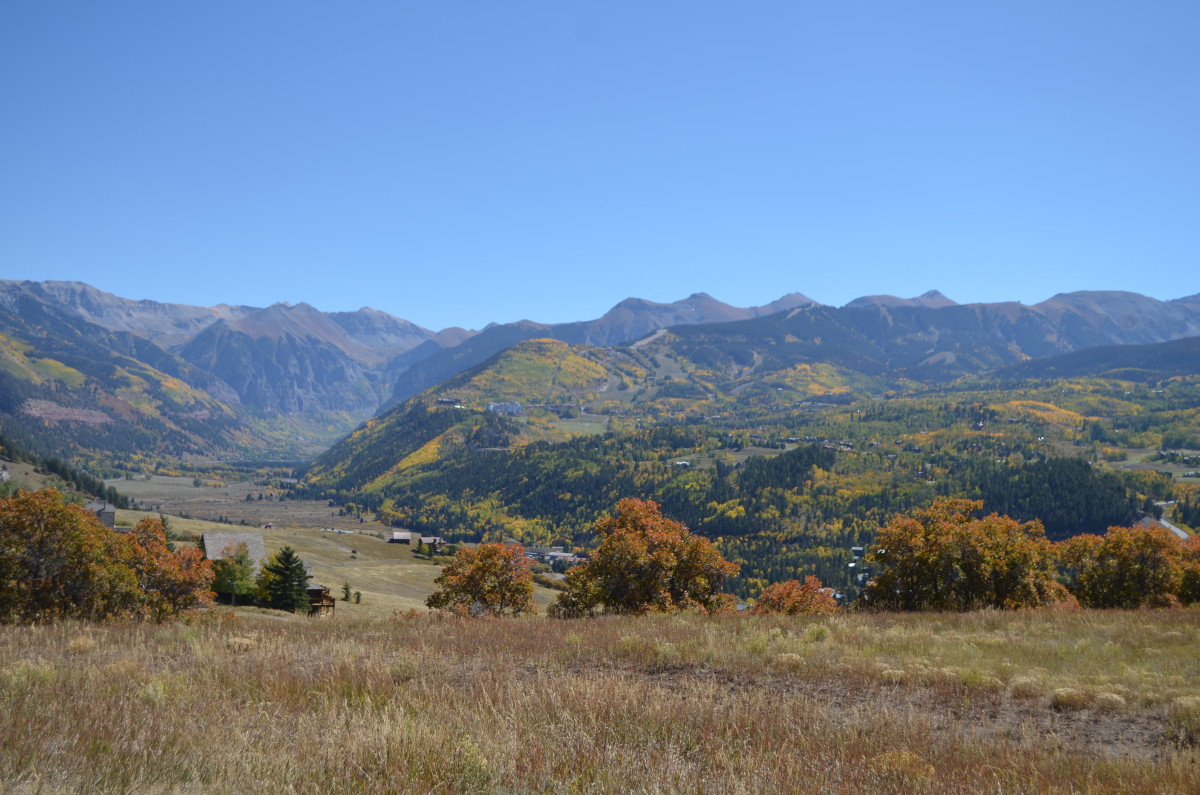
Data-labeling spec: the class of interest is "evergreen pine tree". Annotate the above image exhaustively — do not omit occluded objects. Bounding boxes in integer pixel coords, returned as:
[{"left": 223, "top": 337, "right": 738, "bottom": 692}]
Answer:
[{"left": 261, "top": 546, "right": 310, "bottom": 613}]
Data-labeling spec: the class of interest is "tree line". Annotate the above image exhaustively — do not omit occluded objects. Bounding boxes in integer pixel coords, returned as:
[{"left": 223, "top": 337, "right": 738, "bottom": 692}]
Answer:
[
  {"left": 311, "top": 432, "right": 1152, "bottom": 597},
  {"left": 425, "top": 496, "right": 1200, "bottom": 620}
]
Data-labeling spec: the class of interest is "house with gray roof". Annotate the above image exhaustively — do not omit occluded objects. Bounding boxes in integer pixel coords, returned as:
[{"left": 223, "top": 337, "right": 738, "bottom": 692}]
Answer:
[
  {"left": 201, "top": 531, "right": 268, "bottom": 572},
  {"left": 85, "top": 500, "right": 116, "bottom": 530}
]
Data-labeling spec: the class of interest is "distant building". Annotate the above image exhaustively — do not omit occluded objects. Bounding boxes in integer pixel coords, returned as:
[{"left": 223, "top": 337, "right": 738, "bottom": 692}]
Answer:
[
  {"left": 487, "top": 401, "right": 524, "bottom": 416},
  {"left": 85, "top": 500, "right": 116, "bottom": 530},
  {"left": 388, "top": 531, "right": 412, "bottom": 544},
  {"left": 524, "top": 545, "right": 565, "bottom": 561},
  {"left": 201, "top": 531, "right": 268, "bottom": 573},
  {"left": 546, "top": 551, "right": 585, "bottom": 565},
  {"left": 307, "top": 584, "right": 336, "bottom": 618}
]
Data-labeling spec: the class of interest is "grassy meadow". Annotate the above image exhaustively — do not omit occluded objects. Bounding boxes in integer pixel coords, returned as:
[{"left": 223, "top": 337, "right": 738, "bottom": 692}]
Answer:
[
  {"left": 109, "top": 475, "right": 562, "bottom": 617},
  {"left": 3, "top": 608, "right": 1200, "bottom": 793}
]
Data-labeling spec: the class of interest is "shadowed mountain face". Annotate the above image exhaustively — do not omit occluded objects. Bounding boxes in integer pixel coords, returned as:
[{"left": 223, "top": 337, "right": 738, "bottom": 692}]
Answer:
[
  {"left": 172, "top": 302, "right": 445, "bottom": 414},
  {"left": 1030, "top": 291, "right": 1200, "bottom": 347},
  {"left": 992, "top": 335, "right": 1200, "bottom": 382},
  {"left": 176, "top": 319, "right": 379, "bottom": 415}
]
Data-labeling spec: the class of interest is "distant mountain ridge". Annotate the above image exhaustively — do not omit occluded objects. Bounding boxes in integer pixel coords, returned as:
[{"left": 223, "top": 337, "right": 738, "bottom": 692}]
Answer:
[
  {"left": 384, "top": 291, "right": 819, "bottom": 406},
  {"left": 0, "top": 279, "right": 258, "bottom": 346},
  {"left": 844, "top": 289, "right": 958, "bottom": 310},
  {"left": 0, "top": 280, "right": 828, "bottom": 458},
  {"left": 993, "top": 335, "right": 1200, "bottom": 381},
  {"left": 3, "top": 278, "right": 1200, "bottom": 463},
  {"left": 667, "top": 293, "right": 1200, "bottom": 383},
  {"left": 0, "top": 281, "right": 457, "bottom": 417}
]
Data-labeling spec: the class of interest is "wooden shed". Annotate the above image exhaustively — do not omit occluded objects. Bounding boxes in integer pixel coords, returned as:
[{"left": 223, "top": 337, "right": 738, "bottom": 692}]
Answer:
[{"left": 307, "top": 585, "right": 336, "bottom": 618}]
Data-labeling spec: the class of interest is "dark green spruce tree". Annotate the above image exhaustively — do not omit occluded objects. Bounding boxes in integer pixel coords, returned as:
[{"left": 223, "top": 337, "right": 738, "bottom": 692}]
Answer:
[{"left": 263, "top": 546, "right": 310, "bottom": 613}]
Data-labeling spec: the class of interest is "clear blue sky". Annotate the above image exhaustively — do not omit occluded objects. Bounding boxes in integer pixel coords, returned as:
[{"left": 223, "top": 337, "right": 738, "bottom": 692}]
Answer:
[{"left": 3, "top": 2, "right": 1197, "bottom": 330}]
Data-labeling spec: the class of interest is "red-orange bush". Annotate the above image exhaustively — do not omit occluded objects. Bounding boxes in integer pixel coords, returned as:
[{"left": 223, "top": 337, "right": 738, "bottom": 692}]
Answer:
[
  {"left": 116, "top": 517, "right": 215, "bottom": 621},
  {"left": 0, "top": 489, "right": 139, "bottom": 622},
  {"left": 0, "top": 490, "right": 213, "bottom": 623},
  {"left": 753, "top": 576, "right": 838, "bottom": 615}
]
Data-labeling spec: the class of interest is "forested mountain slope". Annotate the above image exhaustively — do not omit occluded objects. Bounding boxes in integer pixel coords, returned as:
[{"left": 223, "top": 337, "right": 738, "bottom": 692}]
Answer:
[
  {"left": 996, "top": 335, "right": 1200, "bottom": 381},
  {"left": 304, "top": 328, "right": 1200, "bottom": 597},
  {"left": 0, "top": 293, "right": 243, "bottom": 464}
]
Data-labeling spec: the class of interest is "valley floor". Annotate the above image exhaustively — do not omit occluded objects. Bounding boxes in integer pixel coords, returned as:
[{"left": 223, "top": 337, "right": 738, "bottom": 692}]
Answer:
[
  {"left": 110, "top": 475, "right": 564, "bottom": 617},
  {"left": 2, "top": 609, "right": 1198, "bottom": 793}
]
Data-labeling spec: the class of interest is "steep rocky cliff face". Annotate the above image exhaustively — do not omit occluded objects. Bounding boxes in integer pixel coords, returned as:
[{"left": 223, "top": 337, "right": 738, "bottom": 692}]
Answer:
[{"left": 177, "top": 318, "right": 379, "bottom": 414}]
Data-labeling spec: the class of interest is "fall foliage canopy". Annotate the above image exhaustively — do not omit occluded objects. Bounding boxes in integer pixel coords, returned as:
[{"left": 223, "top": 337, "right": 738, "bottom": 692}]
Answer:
[
  {"left": 861, "top": 498, "right": 1066, "bottom": 611},
  {"left": 1058, "top": 525, "right": 1195, "bottom": 608},
  {"left": 115, "top": 516, "right": 215, "bottom": 621},
  {"left": 426, "top": 542, "right": 535, "bottom": 617},
  {"left": 552, "top": 498, "right": 739, "bottom": 617},
  {"left": 0, "top": 489, "right": 213, "bottom": 623}
]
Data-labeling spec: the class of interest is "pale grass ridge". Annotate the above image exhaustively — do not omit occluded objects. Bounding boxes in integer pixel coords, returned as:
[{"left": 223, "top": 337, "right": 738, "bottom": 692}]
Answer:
[{"left": 1, "top": 609, "right": 1198, "bottom": 793}]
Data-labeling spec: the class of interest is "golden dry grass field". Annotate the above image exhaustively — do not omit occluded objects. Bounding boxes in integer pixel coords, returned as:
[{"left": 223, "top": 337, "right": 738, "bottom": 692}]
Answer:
[{"left": 2, "top": 610, "right": 1200, "bottom": 793}]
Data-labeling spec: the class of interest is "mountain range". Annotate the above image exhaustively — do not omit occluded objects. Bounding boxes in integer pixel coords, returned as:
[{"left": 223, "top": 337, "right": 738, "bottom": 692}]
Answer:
[{"left": 2, "top": 278, "right": 1199, "bottom": 464}]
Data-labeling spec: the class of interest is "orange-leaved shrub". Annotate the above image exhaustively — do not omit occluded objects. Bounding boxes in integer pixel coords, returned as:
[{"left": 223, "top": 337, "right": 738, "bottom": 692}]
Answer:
[
  {"left": 861, "top": 498, "right": 1067, "bottom": 611},
  {"left": 1058, "top": 524, "right": 1195, "bottom": 608},
  {"left": 115, "top": 516, "right": 215, "bottom": 621},
  {"left": 552, "top": 498, "right": 739, "bottom": 617},
  {"left": 1180, "top": 535, "right": 1200, "bottom": 606},
  {"left": 0, "top": 489, "right": 213, "bottom": 623},
  {"left": 753, "top": 575, "right": 839, "bottom": 615},
  {"left": 426, "top": 542, "right": 535, "bottom": 617}
]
